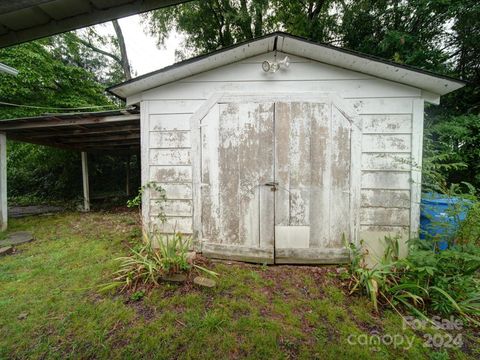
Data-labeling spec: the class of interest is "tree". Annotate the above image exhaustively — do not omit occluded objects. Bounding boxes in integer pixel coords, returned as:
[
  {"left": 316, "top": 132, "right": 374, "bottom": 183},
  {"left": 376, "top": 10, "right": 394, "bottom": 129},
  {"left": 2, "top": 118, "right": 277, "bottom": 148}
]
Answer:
[
  {"left": 53, "top": 21, "right": 132, "bottom": 85},
  {"left": 144, "top": 0, "right": 272, "bottom": 58},
  {"left": 0, "top": 25, "right": 133, "bottom": 202}
]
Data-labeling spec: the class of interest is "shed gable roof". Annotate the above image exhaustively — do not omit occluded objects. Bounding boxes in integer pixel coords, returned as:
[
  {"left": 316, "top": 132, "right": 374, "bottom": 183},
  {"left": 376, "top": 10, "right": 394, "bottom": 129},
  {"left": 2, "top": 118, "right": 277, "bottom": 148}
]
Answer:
[{"left": 108, "top": 32, "right": 465, "bottom": 100}]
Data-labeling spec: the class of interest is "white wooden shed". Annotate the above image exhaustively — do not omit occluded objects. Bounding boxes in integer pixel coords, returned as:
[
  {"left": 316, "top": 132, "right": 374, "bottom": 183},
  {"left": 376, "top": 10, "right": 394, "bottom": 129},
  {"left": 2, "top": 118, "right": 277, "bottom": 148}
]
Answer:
[{"left": 108, "top": 32, "right": 465, "bottom": 264}]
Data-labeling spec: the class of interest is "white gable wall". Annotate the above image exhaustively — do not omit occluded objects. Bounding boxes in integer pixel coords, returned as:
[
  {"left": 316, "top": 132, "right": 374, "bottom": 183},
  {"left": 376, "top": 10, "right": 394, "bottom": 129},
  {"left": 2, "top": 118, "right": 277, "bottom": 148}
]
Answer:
[{"left": 136, "top": 51, "right": 425, "bottom": 262}]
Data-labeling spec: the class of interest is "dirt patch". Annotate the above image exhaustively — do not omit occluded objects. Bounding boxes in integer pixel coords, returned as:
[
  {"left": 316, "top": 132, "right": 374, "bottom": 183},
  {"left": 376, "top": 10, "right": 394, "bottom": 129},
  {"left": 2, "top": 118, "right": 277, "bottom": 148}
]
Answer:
[{"left": 128, "top": 300, "right": 157, "bottom": 322}]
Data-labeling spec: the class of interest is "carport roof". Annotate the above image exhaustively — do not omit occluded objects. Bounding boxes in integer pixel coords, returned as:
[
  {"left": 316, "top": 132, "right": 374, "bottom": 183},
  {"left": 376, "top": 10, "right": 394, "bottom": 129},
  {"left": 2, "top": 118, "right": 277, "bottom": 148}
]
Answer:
[
  {"left": 0, "top": 108, "right": 140, "bottom": 154},
  {"left": 0, "top": 0, "right": 190, "bottom": 48}
]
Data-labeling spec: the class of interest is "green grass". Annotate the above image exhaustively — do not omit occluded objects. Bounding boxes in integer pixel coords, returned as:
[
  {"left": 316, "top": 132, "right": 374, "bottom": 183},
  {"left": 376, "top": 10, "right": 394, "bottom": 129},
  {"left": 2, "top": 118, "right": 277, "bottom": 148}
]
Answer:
[{"left": 0, "top": 211, "right": 478, "bottom": 359}]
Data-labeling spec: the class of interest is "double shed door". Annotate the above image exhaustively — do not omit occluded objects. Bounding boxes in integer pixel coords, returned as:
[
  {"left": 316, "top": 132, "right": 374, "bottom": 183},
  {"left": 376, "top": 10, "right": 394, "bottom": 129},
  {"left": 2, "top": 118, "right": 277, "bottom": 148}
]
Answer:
[{"left": 200, "top": 100, "right": 352, "bottom": 264}]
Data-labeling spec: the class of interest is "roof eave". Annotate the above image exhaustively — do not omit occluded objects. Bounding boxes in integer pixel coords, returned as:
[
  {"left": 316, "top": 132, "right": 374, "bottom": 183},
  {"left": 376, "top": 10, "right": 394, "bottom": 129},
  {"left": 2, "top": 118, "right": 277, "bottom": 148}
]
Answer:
[{"left": 108, "top": 32, "right": 466, "bottom": 100}]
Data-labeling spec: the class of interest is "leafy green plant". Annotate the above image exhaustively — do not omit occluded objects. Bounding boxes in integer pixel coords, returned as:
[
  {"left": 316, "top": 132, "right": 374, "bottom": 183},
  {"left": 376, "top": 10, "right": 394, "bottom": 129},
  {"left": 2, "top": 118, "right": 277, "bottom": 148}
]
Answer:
[
  {"left": 130, "top": 290, "right": 145, "bottom": 302},
  {"left": 457, "top": 202, "right": 480, "bottom": 246},
  {"left": 103, "top": 231, "right": 218, "bottom": 292},
  {"left": 127, "top": 181, "right": 167, "bottom": 224},
  {"left": 348, "top": 236, "right": 480, "bottom": 325}
]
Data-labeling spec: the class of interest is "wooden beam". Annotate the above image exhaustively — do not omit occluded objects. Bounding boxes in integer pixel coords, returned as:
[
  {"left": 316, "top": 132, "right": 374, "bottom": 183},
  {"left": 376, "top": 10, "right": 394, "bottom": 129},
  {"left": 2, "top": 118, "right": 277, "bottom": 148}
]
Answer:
[
  {"left": 0, "top": 133, "right": 7, "bottom": 231},
  {"left": 82, "top": 141, "right": 140, "bottom": 148},
  {"left": 81, "top": 152, "right": 90, "bottom": 212},
  {"left": 0, "top": 114, "right": 139, "bottom": 131},
  {"left": 23, "top": 125, "right": 140, "bottom": 139},
  {"left": 60, "top": 133, "right": 140, "bottom": 144}
]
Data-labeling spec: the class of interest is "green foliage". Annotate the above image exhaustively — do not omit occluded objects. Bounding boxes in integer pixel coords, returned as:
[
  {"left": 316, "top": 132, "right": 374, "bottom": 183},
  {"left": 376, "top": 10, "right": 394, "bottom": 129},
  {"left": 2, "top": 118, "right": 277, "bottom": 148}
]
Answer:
[
  {"left": 145, "top": 0, "right": 272, "bottom": 58},
  {"left": 348, "top": 236, "right": 480, "bottom": 325},
  {"left": 127, "top": 181, "right": 167, "bottom": 224},
  {"left": 107, "top": 231, "right": 218, "bottom": 292},
  {"left": 0, "top": 39, "right": 116, "bottom": 119},
  {"left": 0, "top": 28, "right": 133, "bottom": 202},
  {"left": 457, "top": 203, "right": 480, "bottom": 245},
  {"left": 130, "top": 290, "right": 145, "bottom": 301},
  {"left": 426, "top": 114, "right": 480, "bottom": 188}
]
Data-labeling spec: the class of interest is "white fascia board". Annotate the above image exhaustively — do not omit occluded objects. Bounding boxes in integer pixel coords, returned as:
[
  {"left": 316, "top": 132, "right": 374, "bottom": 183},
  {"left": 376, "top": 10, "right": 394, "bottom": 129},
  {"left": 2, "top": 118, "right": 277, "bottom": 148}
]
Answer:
[
  {"left": 279, "top": 36, "right": 464, "bottom": 96},
  {"left": 112, "top": 33, "right": 465, "bottom": 100},
  {"left": 113, "top": 36, "right": 276, "bottom": 99}
]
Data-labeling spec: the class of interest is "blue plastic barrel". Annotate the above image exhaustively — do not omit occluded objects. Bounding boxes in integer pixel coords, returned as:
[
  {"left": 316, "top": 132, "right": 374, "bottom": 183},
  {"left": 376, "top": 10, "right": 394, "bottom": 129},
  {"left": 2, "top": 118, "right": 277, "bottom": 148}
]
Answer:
[{"left": 420, "top": 193, "right": 472, "bottom": 250}]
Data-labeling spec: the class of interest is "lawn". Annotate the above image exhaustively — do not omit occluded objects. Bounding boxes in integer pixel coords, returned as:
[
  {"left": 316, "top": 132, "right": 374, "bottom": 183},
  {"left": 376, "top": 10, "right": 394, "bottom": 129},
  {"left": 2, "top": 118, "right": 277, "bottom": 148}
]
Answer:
[{"left": 0, "top": 210, "right": 478, "bottom": 359}]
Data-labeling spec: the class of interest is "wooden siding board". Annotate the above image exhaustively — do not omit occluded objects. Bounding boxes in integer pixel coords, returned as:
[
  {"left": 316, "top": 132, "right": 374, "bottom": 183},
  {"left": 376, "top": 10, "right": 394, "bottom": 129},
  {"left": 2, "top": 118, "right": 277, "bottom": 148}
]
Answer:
[
  {"left": 150, "top": 114, "right": 191, "bottom": 131},
  {"left": 150, "top": 199, "right": 193, "bottom": 217},
  {"left": 361, "top": 171, "right": 411, "bottom": 190},
  {"left": 149, "top": 131, "right": 191, "bottom": 148},
  {"left": 361, "top": 189, "right": 411, "bottom": 208},
  {"left": 149, "top": 165, "right": 192, "bottom": 183},
  {"left": 362, "top": 134, "right": 411, "bottom": 153},
  {"left": 154, "top": 216, "right": 193, "bottom": 234},
  {"left": 348, "top": 98, "right": 414, "bottom": 115},
  {"left": 151, "top": 183, "right": 192, "bottom": 200},
  {"left": 149, "top": 148, "right": 191, "bottom": 166},
  {"left": 360, "top": 207, "right": 410, "bottom": 226},
  {"left": 148, "top": 99, "right": 203, "bottom": 114},
  {"left": 362, "top": 114, "right": 412, "bottom": 133},
  {"left": 362, "top": 153, "right": 411, "bottom": 171}
]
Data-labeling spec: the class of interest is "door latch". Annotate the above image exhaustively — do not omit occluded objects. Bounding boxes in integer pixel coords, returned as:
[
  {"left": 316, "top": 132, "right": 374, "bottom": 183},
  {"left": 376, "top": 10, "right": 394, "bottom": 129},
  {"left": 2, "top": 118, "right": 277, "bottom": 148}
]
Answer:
[{"left": 264, "top": 181, "right": 279, "bottom": 192}]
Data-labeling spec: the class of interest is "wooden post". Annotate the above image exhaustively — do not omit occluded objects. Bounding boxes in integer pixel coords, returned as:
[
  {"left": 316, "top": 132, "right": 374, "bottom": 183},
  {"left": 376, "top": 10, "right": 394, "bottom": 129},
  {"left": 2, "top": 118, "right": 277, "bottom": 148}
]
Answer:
[
  {"left": 0, "top": 133, "right": 7, "bottom": 230},
  {"left": 81, "top": 151, "right": 90, "bottom": 212},
  {"left": 125, "top": 155, "right": 130, "bottom": 197}
]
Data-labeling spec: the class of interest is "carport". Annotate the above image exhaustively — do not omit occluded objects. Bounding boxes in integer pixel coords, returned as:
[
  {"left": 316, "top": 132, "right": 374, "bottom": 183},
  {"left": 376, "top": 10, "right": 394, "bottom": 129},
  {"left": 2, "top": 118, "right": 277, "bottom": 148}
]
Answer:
[{"left": 0, "top": 108, "right": 140, "bottom": 230}]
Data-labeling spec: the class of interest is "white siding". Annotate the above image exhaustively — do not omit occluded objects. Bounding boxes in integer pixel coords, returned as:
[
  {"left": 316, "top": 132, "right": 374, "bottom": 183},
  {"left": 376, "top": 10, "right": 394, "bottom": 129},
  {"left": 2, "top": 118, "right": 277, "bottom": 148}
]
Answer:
[{"left": 139, "top": 50, "right": 421, "bottom": 245}]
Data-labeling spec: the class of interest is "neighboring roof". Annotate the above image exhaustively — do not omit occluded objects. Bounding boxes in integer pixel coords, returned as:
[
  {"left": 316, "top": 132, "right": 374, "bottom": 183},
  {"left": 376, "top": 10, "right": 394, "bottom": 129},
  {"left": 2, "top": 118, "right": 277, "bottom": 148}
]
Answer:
[
  {"left": 0, "top": 108, "right": 140, "bottom": 153},
  {"left": 108, "top": 32, "right": 466, "bottom": 101},
  {"left": 0, "top": 0, "right": 190, "bottom": 48}
]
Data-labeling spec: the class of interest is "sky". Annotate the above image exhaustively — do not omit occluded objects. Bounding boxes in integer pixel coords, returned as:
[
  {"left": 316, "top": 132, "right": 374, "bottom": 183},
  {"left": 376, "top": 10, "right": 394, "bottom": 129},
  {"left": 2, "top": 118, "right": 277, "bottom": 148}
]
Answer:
[{"left": 102, "top": 14, "right": 182, "bottom": 76}]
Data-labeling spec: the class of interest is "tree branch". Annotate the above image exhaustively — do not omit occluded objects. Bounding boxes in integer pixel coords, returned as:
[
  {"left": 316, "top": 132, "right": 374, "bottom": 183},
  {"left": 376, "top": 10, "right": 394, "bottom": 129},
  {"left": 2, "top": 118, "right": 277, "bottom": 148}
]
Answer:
[
  {"left": 76, "top": 36, "right": 122, "bottom": 64},
  {"left": 112, "top": 19, "right": 132, "bottom": 80}
]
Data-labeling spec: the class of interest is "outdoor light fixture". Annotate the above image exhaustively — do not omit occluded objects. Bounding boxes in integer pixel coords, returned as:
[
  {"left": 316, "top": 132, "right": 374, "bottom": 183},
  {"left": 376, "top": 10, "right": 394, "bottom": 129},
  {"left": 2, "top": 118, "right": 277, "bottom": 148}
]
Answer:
[{"left": 262, "top": 56, "right": 290, "bottom": 73}]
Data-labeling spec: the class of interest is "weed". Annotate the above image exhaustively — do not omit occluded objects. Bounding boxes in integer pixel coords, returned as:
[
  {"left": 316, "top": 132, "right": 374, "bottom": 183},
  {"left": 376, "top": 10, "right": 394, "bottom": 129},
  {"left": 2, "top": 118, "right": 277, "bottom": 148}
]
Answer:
[{"left": 130, "top": 290, "right": 145, "bottom": 302}]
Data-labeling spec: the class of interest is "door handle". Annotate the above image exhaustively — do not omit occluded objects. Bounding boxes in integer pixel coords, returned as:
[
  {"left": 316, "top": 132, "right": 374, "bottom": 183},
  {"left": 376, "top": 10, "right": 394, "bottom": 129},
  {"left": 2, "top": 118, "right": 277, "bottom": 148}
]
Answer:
[
  {"left": 264, "top": 181, "right": 279, "bottom": 187},
  {"left": 264, "top": 181, "right": 278, "bottom": 192}
]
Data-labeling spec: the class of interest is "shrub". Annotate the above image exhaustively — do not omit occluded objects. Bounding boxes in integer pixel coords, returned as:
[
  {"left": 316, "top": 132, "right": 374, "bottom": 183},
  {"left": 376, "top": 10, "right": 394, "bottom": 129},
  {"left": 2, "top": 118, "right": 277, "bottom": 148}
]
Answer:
[
  {"left": 348, "top": 236, "right": 480, "bottom": 325},
  {"left": 457, "top": 202, "right": 480, "bottom": 246}
]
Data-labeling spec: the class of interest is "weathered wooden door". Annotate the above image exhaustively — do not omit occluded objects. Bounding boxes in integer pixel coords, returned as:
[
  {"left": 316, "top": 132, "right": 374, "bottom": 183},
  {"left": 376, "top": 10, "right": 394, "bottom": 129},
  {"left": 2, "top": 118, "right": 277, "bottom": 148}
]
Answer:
[
  {"left": 199, "top": 100, "right": 352, "bottom": 264},
  {"left": 274, "top": 102, "right": 351, "bottom": 263},
  {"left": 200, "top": 102, "right": 276, "bottom": 263}
]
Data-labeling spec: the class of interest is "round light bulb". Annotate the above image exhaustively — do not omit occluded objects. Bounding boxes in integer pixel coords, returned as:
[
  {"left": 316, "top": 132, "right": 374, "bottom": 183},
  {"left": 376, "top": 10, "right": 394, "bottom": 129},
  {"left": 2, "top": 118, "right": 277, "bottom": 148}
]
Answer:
[{"left": 262, "top": 60, "right": 271, "bottom": 72}]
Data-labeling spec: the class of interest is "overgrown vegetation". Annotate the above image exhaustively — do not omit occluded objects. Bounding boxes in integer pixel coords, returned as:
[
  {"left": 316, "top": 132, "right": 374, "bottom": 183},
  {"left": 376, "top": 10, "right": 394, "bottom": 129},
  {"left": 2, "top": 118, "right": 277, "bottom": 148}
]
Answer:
[
  {"left": 349, "top": 133, "right": 480, "bottom": 327},
  {"left": 348, "top": 236, "right": 480, "bottom": 325}
]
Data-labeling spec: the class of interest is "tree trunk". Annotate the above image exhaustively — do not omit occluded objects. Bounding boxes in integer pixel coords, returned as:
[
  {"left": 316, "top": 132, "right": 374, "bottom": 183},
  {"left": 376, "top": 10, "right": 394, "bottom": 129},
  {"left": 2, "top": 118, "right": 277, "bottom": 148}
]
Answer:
[{"left": 112, "top": 19, "right": 132, "bottom": 80}]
